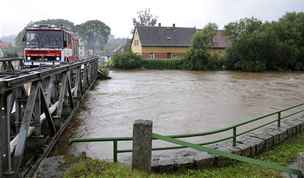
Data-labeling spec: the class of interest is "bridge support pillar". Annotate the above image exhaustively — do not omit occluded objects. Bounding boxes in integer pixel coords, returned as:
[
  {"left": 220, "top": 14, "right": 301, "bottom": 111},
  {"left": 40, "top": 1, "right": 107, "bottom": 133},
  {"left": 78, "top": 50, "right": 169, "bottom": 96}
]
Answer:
[{"left": 132, "top": 120, "right": 153, "bottom": 172}]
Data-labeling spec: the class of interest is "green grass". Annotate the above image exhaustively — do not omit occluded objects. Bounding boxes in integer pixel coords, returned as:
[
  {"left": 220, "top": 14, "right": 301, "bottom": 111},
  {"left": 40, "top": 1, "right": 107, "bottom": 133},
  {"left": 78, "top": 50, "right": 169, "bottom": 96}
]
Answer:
[{"left": 64, "top": 132, "right": 304, "bottom": 178}]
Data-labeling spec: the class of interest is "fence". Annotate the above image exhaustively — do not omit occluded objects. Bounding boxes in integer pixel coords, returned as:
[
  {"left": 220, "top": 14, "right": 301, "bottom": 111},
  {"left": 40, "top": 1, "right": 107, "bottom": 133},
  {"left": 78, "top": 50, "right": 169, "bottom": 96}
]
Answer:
[
  {"left": 70, "top": 102, "right": 304, "bottom": 162},
  {"left": 152, "top": 132, "right": 303, "bottom": 177}
]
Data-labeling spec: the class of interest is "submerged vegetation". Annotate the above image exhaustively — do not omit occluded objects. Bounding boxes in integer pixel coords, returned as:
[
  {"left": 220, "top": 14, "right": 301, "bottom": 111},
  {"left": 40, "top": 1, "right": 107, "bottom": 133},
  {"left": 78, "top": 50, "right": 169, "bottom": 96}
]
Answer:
[{"left": 64, "top": 132, "right": 304, "bottom": 178}]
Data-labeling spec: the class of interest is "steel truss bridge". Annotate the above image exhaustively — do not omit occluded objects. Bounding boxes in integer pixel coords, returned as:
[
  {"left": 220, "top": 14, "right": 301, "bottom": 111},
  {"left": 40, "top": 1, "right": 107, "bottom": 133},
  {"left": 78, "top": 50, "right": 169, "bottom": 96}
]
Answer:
[{"left": 0, "top": 57, "right": 99, "bottom": 178}]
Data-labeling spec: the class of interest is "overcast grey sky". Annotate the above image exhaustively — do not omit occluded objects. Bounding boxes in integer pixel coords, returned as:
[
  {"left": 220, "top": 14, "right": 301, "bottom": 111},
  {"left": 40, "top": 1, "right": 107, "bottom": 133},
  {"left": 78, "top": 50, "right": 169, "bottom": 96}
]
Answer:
[{"left": 0, "top": 0, "right": 303, "bottom": 38}]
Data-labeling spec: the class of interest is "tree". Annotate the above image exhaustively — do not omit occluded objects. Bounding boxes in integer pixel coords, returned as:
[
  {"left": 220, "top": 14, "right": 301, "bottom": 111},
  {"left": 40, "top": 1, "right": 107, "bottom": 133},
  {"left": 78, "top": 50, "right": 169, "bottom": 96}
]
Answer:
[
  {"left": 224, "top": 12, "right": 304, "bottom": 71},
  {"left": 192, "top": 23, "right": 218, "bottom": 49},
  {"left": 132, "top": 8, "right": 158, "bottom": 27},
  {"left": 184, "top": 23, "right": 219, "bottom": 70},
  {"left": 224, "top": 17, "right": 263, "bottom": 42},
  {"left": 76, "top": 20, "right": 111, "bottom": 55}
]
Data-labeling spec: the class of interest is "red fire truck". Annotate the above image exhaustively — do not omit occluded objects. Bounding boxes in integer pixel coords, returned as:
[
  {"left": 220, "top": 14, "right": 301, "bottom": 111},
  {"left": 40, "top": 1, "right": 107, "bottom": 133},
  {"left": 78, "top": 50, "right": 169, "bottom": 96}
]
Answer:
[{"left": 24, "top": 25, "right": 79, "bottom": 65}]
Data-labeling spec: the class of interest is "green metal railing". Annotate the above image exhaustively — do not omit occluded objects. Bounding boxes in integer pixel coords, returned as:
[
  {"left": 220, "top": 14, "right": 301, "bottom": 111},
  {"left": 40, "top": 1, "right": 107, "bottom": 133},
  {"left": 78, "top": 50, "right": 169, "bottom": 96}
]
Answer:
[
  {"left": 70, "top": 103, "right": 304, "bottom": 162},
  {"left": 152, "top": 132, "right": 303, "bottom": 177}
]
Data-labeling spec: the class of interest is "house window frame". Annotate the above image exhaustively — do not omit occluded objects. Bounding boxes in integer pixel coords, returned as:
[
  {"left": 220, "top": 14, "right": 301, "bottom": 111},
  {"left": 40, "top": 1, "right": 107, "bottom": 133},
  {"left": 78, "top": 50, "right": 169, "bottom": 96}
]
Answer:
[{"left": 149, "top": 53, "right": 155, "bottom": 59}]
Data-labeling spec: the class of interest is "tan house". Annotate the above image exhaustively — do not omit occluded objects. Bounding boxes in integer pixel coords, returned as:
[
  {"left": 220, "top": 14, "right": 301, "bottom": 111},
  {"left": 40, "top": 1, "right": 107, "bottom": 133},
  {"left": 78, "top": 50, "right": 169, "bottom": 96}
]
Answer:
[{"left": 131, "top": 24, "right": 230, "bottom": 59}]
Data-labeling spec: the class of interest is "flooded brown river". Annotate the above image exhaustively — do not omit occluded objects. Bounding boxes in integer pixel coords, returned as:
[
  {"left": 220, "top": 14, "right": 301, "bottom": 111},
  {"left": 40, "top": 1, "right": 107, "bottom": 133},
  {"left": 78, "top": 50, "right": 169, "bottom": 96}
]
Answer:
[{"left": 59, "top": 70, "right": 304, "bottom": 161}]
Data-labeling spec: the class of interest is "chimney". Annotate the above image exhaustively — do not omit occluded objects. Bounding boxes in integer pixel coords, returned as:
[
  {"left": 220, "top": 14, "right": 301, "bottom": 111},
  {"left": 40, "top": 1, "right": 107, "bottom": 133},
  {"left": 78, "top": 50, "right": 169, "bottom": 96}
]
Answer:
[
  {"left": 173, "top": 23, "right": 176, "bottom": 28},
  {"left": 158, "top": 23, "right": 161, "bottom": 27}
]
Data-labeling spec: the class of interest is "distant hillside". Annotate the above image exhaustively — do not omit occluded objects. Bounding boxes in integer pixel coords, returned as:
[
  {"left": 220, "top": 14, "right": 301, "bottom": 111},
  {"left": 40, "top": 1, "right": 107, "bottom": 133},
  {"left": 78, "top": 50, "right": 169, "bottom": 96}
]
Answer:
[
  {"left": 101, "top": 35, "right": 128, "bottom": 56},
  {"left": 0, "top": 35, "right": 16, "bottom": 45}
]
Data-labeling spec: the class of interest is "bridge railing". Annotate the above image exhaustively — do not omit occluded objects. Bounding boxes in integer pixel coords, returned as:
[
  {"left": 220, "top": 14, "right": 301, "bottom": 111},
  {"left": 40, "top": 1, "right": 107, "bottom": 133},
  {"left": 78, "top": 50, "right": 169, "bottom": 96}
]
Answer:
[{"left": 70, "top": 102, "right": 304, "bottom": 162}]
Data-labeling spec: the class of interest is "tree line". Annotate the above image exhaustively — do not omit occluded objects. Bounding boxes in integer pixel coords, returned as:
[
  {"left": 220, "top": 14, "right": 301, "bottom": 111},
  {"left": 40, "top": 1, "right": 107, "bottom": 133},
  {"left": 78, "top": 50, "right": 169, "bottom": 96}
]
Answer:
[{"left": 225, "top": 12, "right": 304, "bottom": 72}]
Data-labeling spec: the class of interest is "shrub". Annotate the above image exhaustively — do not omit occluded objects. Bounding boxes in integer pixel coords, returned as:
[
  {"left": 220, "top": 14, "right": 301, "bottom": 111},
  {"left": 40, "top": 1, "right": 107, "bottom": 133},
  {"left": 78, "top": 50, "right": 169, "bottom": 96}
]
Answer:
[
  {"left": 142, "top": 59, "right": 184, "bottom": 69},
  {"left": 111, "top": 51, "right": 143, "bottom": 69},
  {"left": 183, "top": 48, "right": 209, "bottom": 70}
]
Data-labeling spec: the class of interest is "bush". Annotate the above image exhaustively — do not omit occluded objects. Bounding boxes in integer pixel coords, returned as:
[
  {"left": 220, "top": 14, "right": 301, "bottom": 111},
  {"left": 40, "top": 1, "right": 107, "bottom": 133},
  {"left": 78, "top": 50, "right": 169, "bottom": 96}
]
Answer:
[
  {"left": 142, "top": 59, "right": 184, "bottom": 69},
  {"left": 111, "top": 51, "right": 143, "bottom": 69},
  {"left": 183, "top": 49, "right": 209, "bottom": 70},
  {"left": 183, "top": 49, "right": 224, "bottom": 70}
]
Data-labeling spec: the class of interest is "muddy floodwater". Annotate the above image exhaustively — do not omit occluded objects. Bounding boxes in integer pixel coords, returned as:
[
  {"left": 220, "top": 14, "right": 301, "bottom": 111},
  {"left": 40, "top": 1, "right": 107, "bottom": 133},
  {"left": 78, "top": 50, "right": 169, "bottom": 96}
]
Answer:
[{"left": 60, "top": 70, "right": 304, "bottom": 161}]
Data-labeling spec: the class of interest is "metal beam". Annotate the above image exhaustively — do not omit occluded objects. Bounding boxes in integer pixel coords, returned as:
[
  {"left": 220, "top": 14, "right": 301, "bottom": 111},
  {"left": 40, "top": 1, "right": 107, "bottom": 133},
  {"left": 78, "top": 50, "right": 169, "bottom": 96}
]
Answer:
[
  {"left": 0, "top": 92, "right": 14, "bottom": 177},
  {"left": 13, "top": 82, "right": 41, "bottom": 174}
]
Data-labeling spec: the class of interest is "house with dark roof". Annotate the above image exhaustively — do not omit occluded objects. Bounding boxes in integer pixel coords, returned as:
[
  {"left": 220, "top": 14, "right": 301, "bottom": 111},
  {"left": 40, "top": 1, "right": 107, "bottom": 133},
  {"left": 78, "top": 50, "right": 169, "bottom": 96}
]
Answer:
[{"left": 131, "top": 24, "right": 230, "bottom": 59}]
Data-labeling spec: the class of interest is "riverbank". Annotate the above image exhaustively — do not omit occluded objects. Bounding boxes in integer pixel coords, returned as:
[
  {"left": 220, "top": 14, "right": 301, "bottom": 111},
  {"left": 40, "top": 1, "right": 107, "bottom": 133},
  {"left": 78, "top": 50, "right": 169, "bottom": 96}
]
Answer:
[{"left": 62, "top": 131, "right": 304, "bottom": 178}]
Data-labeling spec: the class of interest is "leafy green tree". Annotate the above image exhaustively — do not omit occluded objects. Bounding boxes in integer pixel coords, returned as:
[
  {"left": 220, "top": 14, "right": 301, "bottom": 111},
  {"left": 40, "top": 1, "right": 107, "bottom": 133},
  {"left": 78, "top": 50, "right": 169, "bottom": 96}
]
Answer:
[
  {"left": 76, "top": 20, "right": 111, "bottom": 55},
  {"left": 184, "top": 23, "right": 219, "bottom": 70},
  {"left": 224, "top": 12, "right": 304, "bottom": 71},
  {"left": 224, "top": 17, "right": 263, "bottom": 42},
  {"left": 192, "top": 23, "right": 218, "bottom": 49}
]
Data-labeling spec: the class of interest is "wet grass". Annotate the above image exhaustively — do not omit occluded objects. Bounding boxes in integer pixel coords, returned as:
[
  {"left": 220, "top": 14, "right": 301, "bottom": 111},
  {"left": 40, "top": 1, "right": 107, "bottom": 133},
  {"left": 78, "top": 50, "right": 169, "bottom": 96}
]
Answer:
[{"left": 63, "top": 132, "right": 304, "bottom": 178}]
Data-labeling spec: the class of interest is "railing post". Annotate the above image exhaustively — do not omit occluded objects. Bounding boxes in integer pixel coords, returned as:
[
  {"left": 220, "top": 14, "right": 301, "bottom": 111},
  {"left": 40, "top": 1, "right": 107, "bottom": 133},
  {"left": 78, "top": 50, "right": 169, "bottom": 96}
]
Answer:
[
  {"left": 233, "top": 127, "right": 237, "bottom": 147},
  {"left": 113, "top": 140, "right": 118, "bottom": 162},
  {"left": 132, "top": 120, "right": 153, "bottom": 172},
  {"left": 278, "top": 112, "right": 281, "bottom": 128},
  {"left": 296, "top": 153, "right": 304, "bottom": 178}
]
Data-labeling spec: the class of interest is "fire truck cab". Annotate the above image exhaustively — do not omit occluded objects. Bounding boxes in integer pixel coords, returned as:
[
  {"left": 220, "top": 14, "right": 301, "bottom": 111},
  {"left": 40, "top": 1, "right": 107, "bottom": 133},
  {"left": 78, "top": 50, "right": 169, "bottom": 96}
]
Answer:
[{"left": 24, "top": 25, "right": 79, "bottom": 66}]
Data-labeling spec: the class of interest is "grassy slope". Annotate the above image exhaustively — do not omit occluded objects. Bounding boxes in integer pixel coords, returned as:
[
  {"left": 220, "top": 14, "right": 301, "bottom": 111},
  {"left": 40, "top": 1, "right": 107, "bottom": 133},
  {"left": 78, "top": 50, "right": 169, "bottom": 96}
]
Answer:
[{"left": 64, "top": 132, "right": 304, "bottom": 178}]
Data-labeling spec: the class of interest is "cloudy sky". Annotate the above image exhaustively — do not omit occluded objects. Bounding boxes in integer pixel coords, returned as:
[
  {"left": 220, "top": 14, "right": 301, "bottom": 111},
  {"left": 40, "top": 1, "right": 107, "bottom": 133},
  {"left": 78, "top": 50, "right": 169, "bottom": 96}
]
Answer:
[{"left": 0, "top": 0, "right": 303, "bottom": 38}]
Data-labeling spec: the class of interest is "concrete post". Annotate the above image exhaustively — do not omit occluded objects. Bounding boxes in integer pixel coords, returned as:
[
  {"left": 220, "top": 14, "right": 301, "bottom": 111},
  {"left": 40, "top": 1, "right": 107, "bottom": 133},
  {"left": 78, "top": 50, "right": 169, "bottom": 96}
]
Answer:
[
  {"left": 132, "top": 120, "right": 153, "bottom": 172},
  {"left": 296, "top": 153, "right": 304, "bottom": 178}
]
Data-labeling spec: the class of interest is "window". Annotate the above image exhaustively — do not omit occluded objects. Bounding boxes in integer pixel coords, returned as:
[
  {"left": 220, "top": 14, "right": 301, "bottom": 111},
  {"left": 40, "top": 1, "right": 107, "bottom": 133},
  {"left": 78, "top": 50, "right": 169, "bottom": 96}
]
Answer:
[
  {"left": 167, "top": 53, "right": 172, "bottom": 59},
  {"left": 25, "top": 30, "right": 63, "bottom": 48},
  {"left": 134, "top": 40, "right": 139, "bottom": 46},
  {"left": 149, "top": 53, "right": 155, "bottom": 59},
  {"left": 171, "top": 53, "right": 177, "bottom": 59}
]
